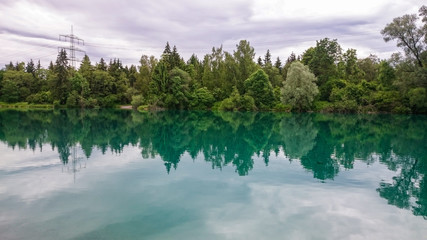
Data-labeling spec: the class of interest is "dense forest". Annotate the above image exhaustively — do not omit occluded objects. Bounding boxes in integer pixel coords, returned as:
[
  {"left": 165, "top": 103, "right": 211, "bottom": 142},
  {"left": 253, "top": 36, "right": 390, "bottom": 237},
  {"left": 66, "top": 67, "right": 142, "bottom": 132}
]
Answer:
[{"left": 0, "top": 6, "right": 426, "bottom": 113}]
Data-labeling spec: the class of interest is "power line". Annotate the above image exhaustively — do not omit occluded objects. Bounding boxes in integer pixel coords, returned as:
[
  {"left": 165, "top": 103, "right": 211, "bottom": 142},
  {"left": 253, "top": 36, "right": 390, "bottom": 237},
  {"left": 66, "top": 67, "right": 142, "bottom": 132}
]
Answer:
[
  {"left": 2, "top": 43, "right": 59, "bottom": 59},
  {"left": 59, "top": 26, "right": 85, "bottom": 68}
]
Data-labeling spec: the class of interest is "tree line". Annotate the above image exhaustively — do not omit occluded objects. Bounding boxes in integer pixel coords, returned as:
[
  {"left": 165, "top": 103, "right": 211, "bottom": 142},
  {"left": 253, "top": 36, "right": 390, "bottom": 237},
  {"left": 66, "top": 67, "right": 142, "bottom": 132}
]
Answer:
[{"left": 0, "top": 6, "right": 426, "bottom": 113}]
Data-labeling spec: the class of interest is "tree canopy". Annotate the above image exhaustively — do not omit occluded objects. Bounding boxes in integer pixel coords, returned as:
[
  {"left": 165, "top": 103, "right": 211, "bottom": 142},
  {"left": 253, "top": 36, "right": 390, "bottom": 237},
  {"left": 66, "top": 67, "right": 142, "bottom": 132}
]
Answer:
[{"left": 281, "top": 62, "right": 319, "bottom": 111}]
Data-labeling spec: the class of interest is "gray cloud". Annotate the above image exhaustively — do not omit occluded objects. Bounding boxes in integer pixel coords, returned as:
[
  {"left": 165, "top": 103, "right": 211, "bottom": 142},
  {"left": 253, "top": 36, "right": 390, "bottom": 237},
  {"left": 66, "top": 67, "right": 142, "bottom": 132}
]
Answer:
[
  {"left": 0, "top": 0, "right": 423, "bottom": 67},
  {"left": 0, "top": 27, "right": 58, "bottom": 41}
]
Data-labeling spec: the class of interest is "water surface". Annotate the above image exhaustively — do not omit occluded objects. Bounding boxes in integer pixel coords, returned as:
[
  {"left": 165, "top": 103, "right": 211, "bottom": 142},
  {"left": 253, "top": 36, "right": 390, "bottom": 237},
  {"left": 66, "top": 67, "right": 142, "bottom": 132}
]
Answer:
[{"left": 0, "top": 110, "right": 426, "bottom": 239}]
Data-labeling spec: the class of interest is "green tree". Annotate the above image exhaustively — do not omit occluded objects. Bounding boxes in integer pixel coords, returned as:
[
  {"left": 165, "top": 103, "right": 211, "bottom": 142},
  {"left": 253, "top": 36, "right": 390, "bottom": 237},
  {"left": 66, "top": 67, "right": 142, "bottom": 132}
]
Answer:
[
  {"left": 190, "top": 87, "right": 215, "bottom": 110},
  {"left": 5, "top": 62, "right": 14, "bottom": 71},
  {"left": 377, "top": 60, "right": 396, "bottom": 87},
  {"left": 234, "top": 40, "right": 257, "bottom": 93},
  {"left": 244, "top": 69, "right": 274, "bottom": 109},
  {"left": 164, "top": 68, "right": 191, "bottom": 109},
  {"left": 274, "top": 57, "right": 282, "bottom": 73},
  {"left": 128, "top": 65, "right": 137, "bottom": 88},
  {"left": 341, "top": 48, "right": 363, "bottom": 83},
  {"left": 302, "top": 38, "right": 341, "bottom": 88},
  {"left": 1, "top": 77, "right": 20, "bottom": 102},
  {"left": 263, "top": 53, "right": 283, "bottom": 87},
  {"left": 202, "top": 46, "right": 227, "bottom": 91},
  {"left": 91, "top": 70, "right": 114, "bottom": 98},
  {"left": 170, "top": 45, "right": 184, "bottom": 70},
  {"left": 222, "top": 52, "right": 239, "bottom": 99},
  {"left": 257, "top": 56, "right": 263, "bottom": 66},
  {"left": 283, "top": 52, "right": 297, "bottom": 81},
  {"left": 51, "top": 49, "right": 71, "bottom": 104},
  {"left": 150, "top": 60, "right": 169, "bottom": 97},
  {"left": 186, "top": 54, "right": 202, "bottom": 82},
  {"left": 264, "top": 49, "right": 272, "bottom": 66},
  {"left": 219, "top": 87, "right": 256, "bottom": 111},
  {"left": 79, "top": 55, "right": 94, "bottom": 78},
  {"left": 381, "top": 12, "right": 425, "bottom": 67},
  {"left": 201, "top": 54, "right": 214, "bottom": 90},
  {"left": 96, "top": 58, "right": 107, "bottom": 71},
  {"left": 136, "top": 55, "right": 157, "bottom": 97},
  {"left": 408, "top": 87, "right": 427, "bottom": 113},
  {"left": 26, "top": 59, "right": 35, "bottom": 76},
  {"left": 281, "top": 62, "right": 319, "bottom": 111},
  {"left": 0, "top": 70, "right": 33, "bottom": 102},
  {"left": 357, "top": 54, "right": 379, "bottom": 82}
]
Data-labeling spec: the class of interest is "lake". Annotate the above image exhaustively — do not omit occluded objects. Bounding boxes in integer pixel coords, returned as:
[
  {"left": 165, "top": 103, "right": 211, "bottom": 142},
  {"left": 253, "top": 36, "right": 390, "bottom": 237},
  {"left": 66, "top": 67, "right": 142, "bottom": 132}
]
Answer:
[{"left": 0, "top": 109, "right": 426, "bottom": 239}]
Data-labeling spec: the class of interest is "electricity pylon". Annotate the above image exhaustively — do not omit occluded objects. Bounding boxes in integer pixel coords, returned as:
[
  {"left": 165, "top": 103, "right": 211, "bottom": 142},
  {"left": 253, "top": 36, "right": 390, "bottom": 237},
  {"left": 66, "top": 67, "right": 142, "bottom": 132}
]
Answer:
[{"left": 59, "top": 26, "right": 85, "bottom": 68}]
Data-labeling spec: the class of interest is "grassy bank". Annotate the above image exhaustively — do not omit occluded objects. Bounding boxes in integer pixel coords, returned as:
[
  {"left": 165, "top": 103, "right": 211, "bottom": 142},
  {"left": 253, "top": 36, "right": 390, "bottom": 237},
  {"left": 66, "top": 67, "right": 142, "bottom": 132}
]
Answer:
[{"left": 0, "top": 102, "right": 54, "bottom": 109}]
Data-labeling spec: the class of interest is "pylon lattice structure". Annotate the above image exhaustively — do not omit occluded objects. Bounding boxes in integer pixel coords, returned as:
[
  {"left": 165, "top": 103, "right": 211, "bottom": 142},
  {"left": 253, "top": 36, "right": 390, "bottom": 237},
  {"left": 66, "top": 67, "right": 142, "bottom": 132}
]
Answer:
[{"left": 59, "top": 26, "right": 85, "bottom": 68}]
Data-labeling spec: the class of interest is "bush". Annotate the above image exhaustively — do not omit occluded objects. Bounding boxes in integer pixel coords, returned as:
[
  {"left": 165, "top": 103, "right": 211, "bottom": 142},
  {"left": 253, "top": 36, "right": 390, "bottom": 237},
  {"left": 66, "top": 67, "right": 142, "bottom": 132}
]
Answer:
[
  {"left": 219, "top": 98, "right": 235, "bottom": 111},
  {"left": 190, "top": 87, "right": 215, "bottom": 110},
  {"left": 319, "top": 79, "right": 347, "bottom": 100},
  {"left": 273, "top": 103, "right": 292, "bottom": 112},
  {"left": 99, "top": 95, "right": 118, "bottom": 108},
  {"left": 66, "top": 91, "right": 80, "bottom": 108},
  {"left": 131, "top": 95, "right": 145, "bottom": 109},
  {"left": 26, "top": 91, "right": 52, "bottom": 104},
  {"left": 371, "top": 91, "right": 402, "bottom": 112},
  {"left": 53, "top": 100, "right": 61, "bottom": 108},
  {"left": 392, "top": 105, "right": 411, "bottom": 114},
  {"left": 240, "top": 95, "right": 256, "bottom": 111},
  {"left": 408, "top": 87, "right": 427, "bottom": 113},
  {"left": 332, "top": 100, "right": 359, "bottom": 113},
  {"left": 211, "top": 102, "right": 222, "bottom": 111},
  {"left": 313, "top": 101, "right": 333, "bottom": 112},
  {"left": 84, "top": 98, "right": 99, "bottom": 108},
  {"left": 137, "top": 105, "right": 149, "bottom": 112}
]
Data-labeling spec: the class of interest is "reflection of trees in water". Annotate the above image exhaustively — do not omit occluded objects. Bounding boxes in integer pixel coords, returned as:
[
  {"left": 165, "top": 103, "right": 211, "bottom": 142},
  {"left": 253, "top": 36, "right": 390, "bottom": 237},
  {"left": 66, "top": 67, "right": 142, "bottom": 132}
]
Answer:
[
  {"left": 374, "top": 115, "right": 427, "bottom": 219},
  {"left": 280, "top": 114, "right": 318, "bottom": 159},
  {"left": 377, "top": 155, "right": 427, "bottom": 219},
  {"left": 0, "top": 110, "right": 426, "bottom": 217}
]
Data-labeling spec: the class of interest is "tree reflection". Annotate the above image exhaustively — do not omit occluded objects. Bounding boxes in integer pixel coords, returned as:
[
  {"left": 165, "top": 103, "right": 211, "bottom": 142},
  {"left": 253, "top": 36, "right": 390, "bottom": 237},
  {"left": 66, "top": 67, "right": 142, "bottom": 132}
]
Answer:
[
  {"left": 0, "top": 109, "right": 426, "bottom": 218},
  {"left": 280, "top": 114, "right": 318, "bottom": 159}
]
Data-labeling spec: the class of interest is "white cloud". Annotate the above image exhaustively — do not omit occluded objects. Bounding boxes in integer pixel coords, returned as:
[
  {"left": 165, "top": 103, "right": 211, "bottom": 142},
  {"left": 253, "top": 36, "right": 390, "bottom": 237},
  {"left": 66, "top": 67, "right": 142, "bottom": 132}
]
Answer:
[
  {"left": 206, "top": 182, "right": 427, "bottom": 240},
  {"left": 250, "top": 0, "right": 419, "bottom": 21}
]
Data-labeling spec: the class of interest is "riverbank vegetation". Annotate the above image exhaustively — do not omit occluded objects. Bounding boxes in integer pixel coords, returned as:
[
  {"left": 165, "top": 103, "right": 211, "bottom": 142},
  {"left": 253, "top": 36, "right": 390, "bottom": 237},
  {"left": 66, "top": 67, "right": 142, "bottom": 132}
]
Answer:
[{"left": 1, "top": 6, "right": 426, "bottom": 113}]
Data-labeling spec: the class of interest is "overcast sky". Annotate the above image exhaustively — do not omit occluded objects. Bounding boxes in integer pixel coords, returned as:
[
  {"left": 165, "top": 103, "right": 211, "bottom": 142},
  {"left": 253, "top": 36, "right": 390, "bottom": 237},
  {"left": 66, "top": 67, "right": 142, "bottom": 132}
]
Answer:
[{"left": 0, "top": 0, "right": 424, "bottom": 68}]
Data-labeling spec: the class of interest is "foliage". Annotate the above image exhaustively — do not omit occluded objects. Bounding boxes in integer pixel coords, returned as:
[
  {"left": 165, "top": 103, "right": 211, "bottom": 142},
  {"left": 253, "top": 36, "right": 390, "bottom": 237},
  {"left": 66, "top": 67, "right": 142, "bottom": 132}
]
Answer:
[
  {"left": 409, "top": 87, "right": 427, "bottom": 113},
  {"left": 377, "top": 60, "right": 396, "bottom": 88},
  {"left": 190, "top": 87, "right": 215, "bottom": 110},
  {"left": 218, "top": 87, "right": 256, "bottom": 111},
  {"left": 51, "top": 49, "right": 71, "bottom": 104},
  {"left": 244, "top": 69, "right": 274, "bottom": 109},
  {"left": 272, "top": 103, "right": 292, "bottom": 112},
  {"left": 313, "top": 101, "right": 333, "bottom": 112},
  {"left": 381, "top": 12, "right": 425, "bottom": 67},
  {"left": 131, "top": 95, "right": 145, "bottom": 109},
  {"left": 233, "top": 40, "right": 257, "bottom": 93},
  {"left": 302, "top": 38, "right": 341, "bottom": 87},
  {"left": 281, "top": 62, "right": 319, "bottom": 111}
]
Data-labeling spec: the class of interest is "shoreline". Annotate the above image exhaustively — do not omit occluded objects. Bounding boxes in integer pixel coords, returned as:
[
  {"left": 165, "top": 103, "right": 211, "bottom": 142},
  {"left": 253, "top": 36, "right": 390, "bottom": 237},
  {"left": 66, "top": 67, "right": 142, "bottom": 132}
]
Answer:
[{"left": 0, "top": 102, "right": 423, "bottom": 115}]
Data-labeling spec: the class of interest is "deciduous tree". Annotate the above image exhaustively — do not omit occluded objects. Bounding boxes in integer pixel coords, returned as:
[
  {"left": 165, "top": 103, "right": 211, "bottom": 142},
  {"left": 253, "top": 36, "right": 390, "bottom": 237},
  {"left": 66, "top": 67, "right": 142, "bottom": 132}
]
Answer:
[{"left": 282, "top": 62, "right": 319, "bottom": 111}]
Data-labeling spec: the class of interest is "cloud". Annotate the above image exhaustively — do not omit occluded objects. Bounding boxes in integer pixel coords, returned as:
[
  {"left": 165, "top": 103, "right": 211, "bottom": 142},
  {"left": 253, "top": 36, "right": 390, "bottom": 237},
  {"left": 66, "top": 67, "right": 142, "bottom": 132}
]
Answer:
[
  {"left": 0, "top": 0, "right": 423, "bottom": 67},
  {"left": 206, "top": 182, "right": 427, "bottom": 240}
]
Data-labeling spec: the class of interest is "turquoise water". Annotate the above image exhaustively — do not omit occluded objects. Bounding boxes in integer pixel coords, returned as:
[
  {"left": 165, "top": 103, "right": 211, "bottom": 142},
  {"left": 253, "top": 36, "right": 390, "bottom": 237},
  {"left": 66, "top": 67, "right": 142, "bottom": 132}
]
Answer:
[{"left": 0, "top": 110, "right": 426, "bottom": 239}]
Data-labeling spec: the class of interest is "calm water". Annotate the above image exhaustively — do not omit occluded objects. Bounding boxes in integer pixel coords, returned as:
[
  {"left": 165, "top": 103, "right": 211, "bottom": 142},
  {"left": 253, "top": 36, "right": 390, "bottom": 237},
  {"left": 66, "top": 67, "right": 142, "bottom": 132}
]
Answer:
[{"left": 0, "top": 110, "right": 426, "bottom": 240}]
